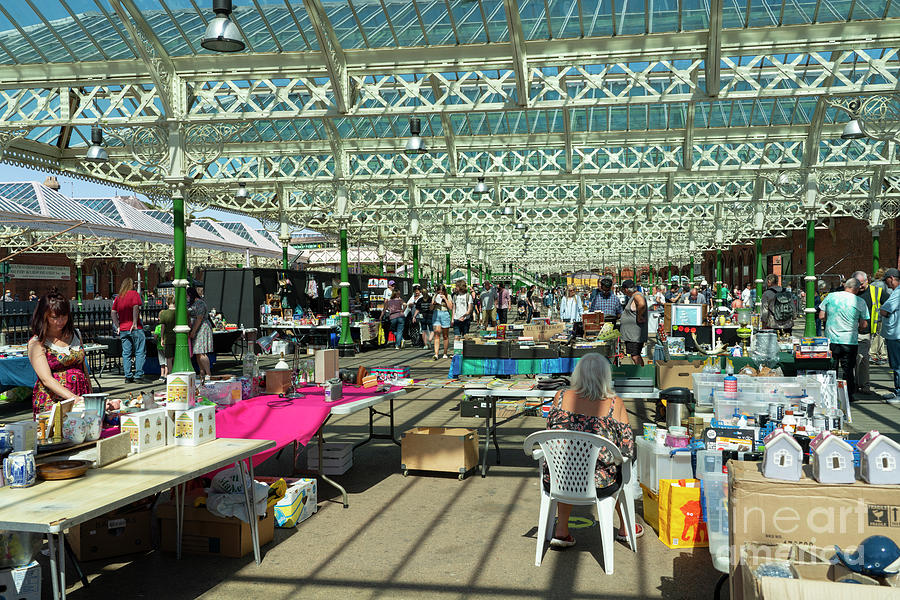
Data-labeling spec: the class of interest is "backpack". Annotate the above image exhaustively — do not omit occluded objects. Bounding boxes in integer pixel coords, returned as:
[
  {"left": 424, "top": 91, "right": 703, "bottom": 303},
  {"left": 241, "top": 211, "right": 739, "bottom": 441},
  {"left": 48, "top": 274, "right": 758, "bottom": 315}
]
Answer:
[{"left": 771, "top": 289, "right": 794, "bottom": 322}]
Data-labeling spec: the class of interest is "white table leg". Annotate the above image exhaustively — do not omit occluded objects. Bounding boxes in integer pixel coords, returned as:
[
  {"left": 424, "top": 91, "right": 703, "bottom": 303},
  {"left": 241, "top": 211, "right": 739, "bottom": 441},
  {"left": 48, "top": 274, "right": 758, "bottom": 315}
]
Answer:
[
  {"left": 58, "top": 532, "right": 67, "bottom": 600},
  {"left": 248, "top": 460, "right": 261, "bottom": 565},
  {"left": 237, "top": 461, "right": 261, "bottom": 566},
  {"left": 48, "top": 533, "right": 59, "bottom": 600}
]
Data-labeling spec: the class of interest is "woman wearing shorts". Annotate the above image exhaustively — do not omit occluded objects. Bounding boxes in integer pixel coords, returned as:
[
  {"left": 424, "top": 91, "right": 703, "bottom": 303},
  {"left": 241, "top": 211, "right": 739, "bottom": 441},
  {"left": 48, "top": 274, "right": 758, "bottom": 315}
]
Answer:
[{"left": 431, "top": 285, "right": 453, "bottom": 360}]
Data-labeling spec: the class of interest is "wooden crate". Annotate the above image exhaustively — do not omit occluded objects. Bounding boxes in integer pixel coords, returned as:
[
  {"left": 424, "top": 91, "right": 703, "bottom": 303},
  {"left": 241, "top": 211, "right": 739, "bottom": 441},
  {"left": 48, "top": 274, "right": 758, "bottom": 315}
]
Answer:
[{"left": 401, "top": 427, "right": 479, "bottom": 479}]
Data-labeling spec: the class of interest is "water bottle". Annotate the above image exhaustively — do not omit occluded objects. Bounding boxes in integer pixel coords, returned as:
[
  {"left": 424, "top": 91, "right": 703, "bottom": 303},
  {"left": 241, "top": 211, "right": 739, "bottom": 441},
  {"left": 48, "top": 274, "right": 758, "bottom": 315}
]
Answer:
[{"left": 243, "top": 351, "right": 257, "bottom": 377}]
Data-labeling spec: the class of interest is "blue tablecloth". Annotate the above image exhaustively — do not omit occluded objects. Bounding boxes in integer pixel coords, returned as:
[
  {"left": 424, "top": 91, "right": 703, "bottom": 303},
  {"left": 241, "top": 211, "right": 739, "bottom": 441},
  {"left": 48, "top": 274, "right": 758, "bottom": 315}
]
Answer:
[
  {"left": 448, "top": 355, "right": 579, "bottom": 378},
  {"left": 0, "top": 356, "right": 37, "bottom": 388}
]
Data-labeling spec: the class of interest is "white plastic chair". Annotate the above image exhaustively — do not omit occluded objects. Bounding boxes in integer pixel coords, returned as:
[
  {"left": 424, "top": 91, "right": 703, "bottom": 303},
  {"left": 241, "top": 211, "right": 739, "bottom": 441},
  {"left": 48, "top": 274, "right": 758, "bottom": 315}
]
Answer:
[{"left": 523, "top": 430, "right": 637, "bottom": 573}]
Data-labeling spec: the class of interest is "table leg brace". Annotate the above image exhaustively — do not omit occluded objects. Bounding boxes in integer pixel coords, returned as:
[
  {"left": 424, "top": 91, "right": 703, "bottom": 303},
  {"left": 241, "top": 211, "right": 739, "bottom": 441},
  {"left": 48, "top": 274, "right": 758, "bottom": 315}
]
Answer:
[{"left": 237, "top": 460, "right": 262, "bottom": 566}]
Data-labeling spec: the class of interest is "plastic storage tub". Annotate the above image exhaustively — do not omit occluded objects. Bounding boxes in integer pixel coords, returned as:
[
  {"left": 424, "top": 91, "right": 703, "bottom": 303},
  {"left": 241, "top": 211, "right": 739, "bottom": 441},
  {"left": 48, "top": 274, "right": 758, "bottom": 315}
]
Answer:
[
  {"left": 698, "top": 470, "right": 729, "bottom": 569},
  {"left": 693, "top": 373, "right": 823, "bottom": 408},
  {"left": 636, "top": 437, "right": 694, "bottom": 494},
  {"left": 695, "top": 449, "right": 724, "bottom": 476},
  {"left": 712, "top": 390, "right": 783, "bottom": 422}
]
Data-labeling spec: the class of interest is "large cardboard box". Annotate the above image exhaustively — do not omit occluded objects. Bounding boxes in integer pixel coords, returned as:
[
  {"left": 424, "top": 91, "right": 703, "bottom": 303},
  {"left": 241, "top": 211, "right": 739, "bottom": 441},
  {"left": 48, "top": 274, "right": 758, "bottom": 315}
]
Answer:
[
  {"left": 655, "top": 359, "right": 707, "bottom": 390},
  {"left": 0, "top": 561, "right": 41, "bottom": 600},
  {"left": 729, "top": 460, "right": 900, "bottom": 599},
  {"left": 401, "top": 427, "right": 479, "bottom": 476},
  {"left": 739, "top": 543, "right": 899, "bottom": 600},
  {"left": 68, "top": 509, "right": 152, "bottom": 561},
  {"left": 158, "top": 503, "right": 274, "bottom": 558},
  {"left": 314, "top": 349, "right": 339, "bottom": 384}
]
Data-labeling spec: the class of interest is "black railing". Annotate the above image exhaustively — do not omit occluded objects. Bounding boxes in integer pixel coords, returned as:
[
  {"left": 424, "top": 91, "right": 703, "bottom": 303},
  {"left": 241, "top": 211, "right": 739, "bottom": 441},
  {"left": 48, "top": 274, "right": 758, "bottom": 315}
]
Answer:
[{"left": 0, "top": 301, "right": 163, "bottom": 345}]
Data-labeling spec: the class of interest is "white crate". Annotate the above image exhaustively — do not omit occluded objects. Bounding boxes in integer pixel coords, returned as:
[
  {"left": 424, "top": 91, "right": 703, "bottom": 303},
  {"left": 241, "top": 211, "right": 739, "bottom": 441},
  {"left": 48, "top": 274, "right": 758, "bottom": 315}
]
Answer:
[
  {"left": 635, "top": 437, "right": 694, "bottom": 494},
  {"left": 307, "top": 442, "right": 353, "bottom": 475}
]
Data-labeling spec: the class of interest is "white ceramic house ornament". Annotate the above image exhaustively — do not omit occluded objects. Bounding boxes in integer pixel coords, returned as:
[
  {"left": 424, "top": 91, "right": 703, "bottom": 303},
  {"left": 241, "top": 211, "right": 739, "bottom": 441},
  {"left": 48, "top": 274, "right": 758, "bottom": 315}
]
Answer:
[
  {"left": 762, "top": 429, "right": 803, "bottom": 481},
  {"left": 810, "top": 431, "right": 855, "bottom": 484},
  {"left": 857, "top": 430, "right": 900, "bottom": 485}
]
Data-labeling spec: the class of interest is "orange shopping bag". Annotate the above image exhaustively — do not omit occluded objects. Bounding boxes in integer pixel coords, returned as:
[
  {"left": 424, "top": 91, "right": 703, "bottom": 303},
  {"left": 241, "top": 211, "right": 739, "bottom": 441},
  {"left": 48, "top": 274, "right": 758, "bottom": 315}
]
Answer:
[{"left": 657, "top": 478, "right": 708, "bottom": 549}]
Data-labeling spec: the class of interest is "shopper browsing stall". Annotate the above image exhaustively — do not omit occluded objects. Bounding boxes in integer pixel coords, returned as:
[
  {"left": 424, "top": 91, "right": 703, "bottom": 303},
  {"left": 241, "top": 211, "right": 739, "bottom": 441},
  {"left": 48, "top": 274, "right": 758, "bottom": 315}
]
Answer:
[
  {"left": 157, "top": 295, "right": 176, "bottom": 377},
  {"left": 497, "top": 282, "right": 511, "bottom": 324},
  {"left": 111, "top": 277, "right": 147, "bottom": 383},
  {"left": 589, "top": 277, "right": 623, "bottom": 321},
  {"left": 559, "top": 286, "right": 583, "bottom": 336},
  {"left": 187, "top": 286, "right": 214, "bottom": 380},
  {"left": 480, "top": 281, "right": 498, "bottom": 327},
  {"left": 761, "top": 274, "right": 795, "bottom": 334},
  {"left": 431, "top": 285, "right": 453, "bottom": 360},
  {"left": 818, "top": 278, "right": 869, "bottom": 398},
  {"left": 28, "top": 289, "right": 91, "bottom": 416},
  {"left": 381, "top": 290, "right": 406, "bottom": 350},
  {"left": 451, "top": 281, "right": 474, "bottom": 336},
  {"left": 852, "top": 271, "right": 876, "bottom": 394},
  {"left": 878, "top": 268, "right": 900, "bottom": 404},
  {"left": 620, "top": 280, "right": 648, "bottom": 366},
  {"left": 412, "top": 286, "right": 434, "bottom": 349}
]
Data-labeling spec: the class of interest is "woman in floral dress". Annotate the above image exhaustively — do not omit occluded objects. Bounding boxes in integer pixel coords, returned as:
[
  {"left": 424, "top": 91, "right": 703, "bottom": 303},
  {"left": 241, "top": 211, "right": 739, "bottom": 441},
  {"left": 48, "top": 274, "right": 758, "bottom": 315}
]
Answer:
[
  {"left": 27, "top": 290, "right": 91, "bottom": 416},
  {"left": 542, "top": 352, "right": 641, "bottom": 548}
]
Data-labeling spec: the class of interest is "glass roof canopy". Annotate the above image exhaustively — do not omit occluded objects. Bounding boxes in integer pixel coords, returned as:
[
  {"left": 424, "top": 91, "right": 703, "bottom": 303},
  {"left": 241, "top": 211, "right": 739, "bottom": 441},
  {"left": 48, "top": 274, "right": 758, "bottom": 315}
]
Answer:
[{"left": 0, "top": 0, "right": 898, "bottom": 271}]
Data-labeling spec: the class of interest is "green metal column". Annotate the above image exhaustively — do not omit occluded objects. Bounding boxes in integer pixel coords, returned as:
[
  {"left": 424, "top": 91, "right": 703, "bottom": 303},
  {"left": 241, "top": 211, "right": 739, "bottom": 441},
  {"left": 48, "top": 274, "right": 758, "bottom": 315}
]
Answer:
[
  {"left": 715, "top": 249, "right": 724, "bottom": 306},
  {"left": 873, "top": 232, "right": 881, "bottom": 274},
  {"left": 445, "top": 253, "right": 451, "bottom": 284},
  {"left": 412, "top": 244, "right": 419, "bottom": 285},
  {"left": 467, "top": 259, "right": 471, "bottom": 286},
  {"left": 689, "top": 257, "right": 694, "bottom": 282},
  {"left": 668, "top": 262, "right": 672, "bottom": 283},
  {"left": 338, "top": 227, "right": 354, "bottom": 351},
  {"left": 282, "top": 245, "right": 289, "bottom": 270},
  {"left": 172, "top": 191, "right": 191, "bottom": 374},
  {"left": 755, "top": 239, "right": 764, "bottom": 306},
  {"left": 75, "top": 262, "right": 83, "bottom": 309},
  {"left": 805, "top": 220, "right": 816, "bottom": 336}
]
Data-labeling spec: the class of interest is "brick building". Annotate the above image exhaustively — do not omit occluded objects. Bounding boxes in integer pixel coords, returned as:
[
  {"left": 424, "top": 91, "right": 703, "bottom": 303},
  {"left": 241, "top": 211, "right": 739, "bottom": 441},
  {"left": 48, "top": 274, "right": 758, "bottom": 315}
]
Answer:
[
  {"left": 0, "top": 248, "right": 174, "bottom": 301},
  {"left": 686, "top": 217, "right": 898, "bottom": 291}
]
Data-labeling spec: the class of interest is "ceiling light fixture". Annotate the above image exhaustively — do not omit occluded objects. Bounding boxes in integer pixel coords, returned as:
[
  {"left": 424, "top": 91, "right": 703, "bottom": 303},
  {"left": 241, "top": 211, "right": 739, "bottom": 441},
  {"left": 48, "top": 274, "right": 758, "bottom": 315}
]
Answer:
[
  {"left": 201, "top": 0, "right": 245, "bottom": 53},
  {"left": 841, "top": 100, "right": 866, "bottom": 140},
  {"left": 85, "top": 125, "right": 109, "bottom": 163},
  {"left": 502, "top": 205, "right": 514, "bottom": 216},
  {"left": 404, "top": 117, "right": 427, "bottom": 154},
  {"left": 234, "top": 181, "right": 249, "bottom": 200},
  {"left": 473, "top": 177, "right": 489, "bottom": 196}
]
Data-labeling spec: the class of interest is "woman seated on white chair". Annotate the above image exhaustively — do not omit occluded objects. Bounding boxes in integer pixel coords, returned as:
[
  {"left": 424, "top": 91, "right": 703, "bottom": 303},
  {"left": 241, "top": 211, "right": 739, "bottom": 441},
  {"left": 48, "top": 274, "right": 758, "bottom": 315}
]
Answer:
[{"left": 545, "top": 352, "right": 641, "bottom": 548}]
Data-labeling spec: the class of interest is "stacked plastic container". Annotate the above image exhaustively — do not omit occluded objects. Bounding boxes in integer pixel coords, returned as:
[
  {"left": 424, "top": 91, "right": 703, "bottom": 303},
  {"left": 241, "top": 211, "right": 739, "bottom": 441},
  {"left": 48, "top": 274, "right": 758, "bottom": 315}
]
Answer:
[
  {"left": 635, "top": 437, "right": 694, "bottom": 494},
  {"left": 696, "top": 450, "right": 729, "bottom": 572},
  {"left": 693, "top": 373, "right": 826, "bottom": 420}
]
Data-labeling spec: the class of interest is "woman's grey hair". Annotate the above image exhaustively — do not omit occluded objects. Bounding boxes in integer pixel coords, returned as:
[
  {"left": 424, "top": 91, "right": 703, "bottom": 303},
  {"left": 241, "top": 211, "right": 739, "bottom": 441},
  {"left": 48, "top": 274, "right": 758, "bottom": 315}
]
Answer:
[{"left": 570, "top": 352, "right": 614, "bottom": 402}]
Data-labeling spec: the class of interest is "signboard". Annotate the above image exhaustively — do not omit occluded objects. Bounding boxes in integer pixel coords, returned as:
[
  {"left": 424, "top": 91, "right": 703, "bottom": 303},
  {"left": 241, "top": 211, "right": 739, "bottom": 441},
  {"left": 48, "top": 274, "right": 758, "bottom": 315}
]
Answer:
[
  {"left": 367, "top": 278, "right": 388, "bottom": 289},
  {"left": 8, "top": 264, "right": 71, "bottom": 281},
  {"left": 293, "top": 243, "right": 327, "bottom": 250},
  {"left": 85, "top": 275, "right": 95, "bottom": 294}
]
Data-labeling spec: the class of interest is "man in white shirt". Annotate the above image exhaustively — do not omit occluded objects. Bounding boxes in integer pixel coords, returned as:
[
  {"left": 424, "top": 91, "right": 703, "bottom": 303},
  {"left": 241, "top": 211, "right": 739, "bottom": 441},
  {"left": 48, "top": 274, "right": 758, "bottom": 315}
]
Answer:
[
  {"left": 383, "top": 281, "right": 395, "bottom": 302},
  {"left": 741, "top": 282, "right": 752, "bottom": 308}
]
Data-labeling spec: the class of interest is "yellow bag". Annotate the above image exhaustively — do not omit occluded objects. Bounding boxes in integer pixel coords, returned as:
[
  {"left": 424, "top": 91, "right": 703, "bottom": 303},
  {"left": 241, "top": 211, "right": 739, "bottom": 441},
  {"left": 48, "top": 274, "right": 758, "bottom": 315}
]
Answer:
[
  {"left": 377, "top": 323, "right": 386, "bottom": 346},
  {"left": 657, "top": 478, "right": 708, "bottom": 549}
]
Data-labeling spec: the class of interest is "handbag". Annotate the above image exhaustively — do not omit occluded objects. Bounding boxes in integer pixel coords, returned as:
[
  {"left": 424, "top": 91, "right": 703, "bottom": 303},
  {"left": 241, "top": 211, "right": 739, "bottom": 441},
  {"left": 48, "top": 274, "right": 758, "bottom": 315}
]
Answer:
[{"left": 657, "top": 478, "right": 708, "bottom": 549}]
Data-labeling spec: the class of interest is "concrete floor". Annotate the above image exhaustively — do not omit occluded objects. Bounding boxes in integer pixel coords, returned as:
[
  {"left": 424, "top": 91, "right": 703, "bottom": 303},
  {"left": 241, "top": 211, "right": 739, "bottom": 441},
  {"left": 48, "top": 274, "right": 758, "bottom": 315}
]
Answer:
[{"left": 27, "top": 342, "right": 900, "bottom": 600}]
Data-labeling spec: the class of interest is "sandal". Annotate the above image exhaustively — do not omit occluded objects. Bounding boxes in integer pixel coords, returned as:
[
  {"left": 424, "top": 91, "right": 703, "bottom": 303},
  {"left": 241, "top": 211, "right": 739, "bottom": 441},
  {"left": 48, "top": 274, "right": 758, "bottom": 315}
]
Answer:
[
  {"left": 550, "top": 535, "right": 576, "bottom": 548},
  {"left": 614, "top": 523, "right": 644, "bottom": 542},
  {"left": 432, "top": 355, "right": 439, "bottom": 361}
]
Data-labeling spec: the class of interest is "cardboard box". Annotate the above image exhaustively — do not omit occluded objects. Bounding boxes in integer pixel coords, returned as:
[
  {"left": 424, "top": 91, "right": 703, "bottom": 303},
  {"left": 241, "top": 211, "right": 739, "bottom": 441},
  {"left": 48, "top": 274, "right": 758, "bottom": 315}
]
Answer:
[
  {"left": 166, "top": 372, "right": 197, "bottom": 410},
  {"left": 739, "top": 543, "right": 900, "bottom": 600},
  {"left": 120, "top": 408, "right": 167, "bottom": 453},
  {"left": 729, "top": 460, "right": 900, "bottom": 598},
  {"left": 158, "top": 503, "right": 274, "bottom": 558},
  {"left": 173, "top": 405, "right": 216, "bottom": 446},
  {"left": 314, "top": 349, "right": 339, "bottom": 384},
  {"left": 67, "top": 509, "right": 152, "bottom": 561},
  {"left": 401, "top": 427, "right": 479, "bottom": 475},
  {"left": 655, "top": 359, "right": 707, "bottom": 390},
  {"left": 0, "top": 561, "right": 41, "bottom": 600},
  {"left": 265, "top": 369, "right": 293, "bottom": 395}
]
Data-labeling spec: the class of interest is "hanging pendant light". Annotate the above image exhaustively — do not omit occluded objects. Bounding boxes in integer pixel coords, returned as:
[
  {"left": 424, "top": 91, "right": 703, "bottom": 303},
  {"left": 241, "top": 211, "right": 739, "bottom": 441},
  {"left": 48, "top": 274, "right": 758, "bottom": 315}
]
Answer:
[
  {"left": 404, "top": 117, "right": 427, "bottom": 154},
  {"left": 85, "top": 126, "right": 109, "bottom": 163},
  {"left": 201, "top": 0, "right": 245, "bottom": 53},
  {"left": 841, "top": 99, "right": 866, "bottom": 140},
  {"left": 234, "top": 181, "right": 249, "bottom": 200},
  {"left": 502, "top": 204, "right": 514, "bottom": 216},
  {"left": 473, "top": 177, "right": 489, "bottom": 196},
  {"left": 841, "top": 118, "right": 866, "bottom": 140}
]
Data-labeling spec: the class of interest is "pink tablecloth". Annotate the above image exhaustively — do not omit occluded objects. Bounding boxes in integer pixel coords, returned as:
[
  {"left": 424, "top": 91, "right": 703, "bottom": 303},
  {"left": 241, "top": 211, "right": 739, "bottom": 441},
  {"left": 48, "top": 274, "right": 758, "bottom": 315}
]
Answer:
[{"left": 215, "top": 385, "right": 403, "bottom": 467}]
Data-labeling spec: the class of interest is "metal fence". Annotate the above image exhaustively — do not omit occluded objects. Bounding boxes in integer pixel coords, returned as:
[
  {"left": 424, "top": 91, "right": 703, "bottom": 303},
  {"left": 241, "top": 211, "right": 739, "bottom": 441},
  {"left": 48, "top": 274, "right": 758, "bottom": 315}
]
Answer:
[{"left": 0, "top": 300, "right": 164, "bottom": 345}]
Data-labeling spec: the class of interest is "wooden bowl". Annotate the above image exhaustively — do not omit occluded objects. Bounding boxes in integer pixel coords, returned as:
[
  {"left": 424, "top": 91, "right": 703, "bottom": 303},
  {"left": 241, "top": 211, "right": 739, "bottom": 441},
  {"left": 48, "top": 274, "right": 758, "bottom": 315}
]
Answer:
[{"left": 37, "top": 460, "right": 92, "bottom": 481}]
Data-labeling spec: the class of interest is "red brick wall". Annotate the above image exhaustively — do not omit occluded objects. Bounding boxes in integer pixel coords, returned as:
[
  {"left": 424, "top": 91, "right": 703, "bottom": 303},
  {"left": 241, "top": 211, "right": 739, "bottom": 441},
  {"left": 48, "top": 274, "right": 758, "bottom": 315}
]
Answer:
[
  {"left": 0, "top": 250, "right": 174, "bottom": 301},
  {"left": 693, "top": 217, "right": 898, "bottom": 289}
]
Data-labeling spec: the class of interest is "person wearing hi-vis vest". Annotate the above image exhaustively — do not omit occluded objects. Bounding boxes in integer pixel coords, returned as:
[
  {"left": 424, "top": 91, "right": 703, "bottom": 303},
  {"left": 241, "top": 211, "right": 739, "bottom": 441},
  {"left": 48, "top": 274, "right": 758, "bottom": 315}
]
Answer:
[
  {"left": 853, "top": 270, "right": 883, "bottom": 395},
  {"left": 870, "top": 268, "right": 891, "bottom": 365}
]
